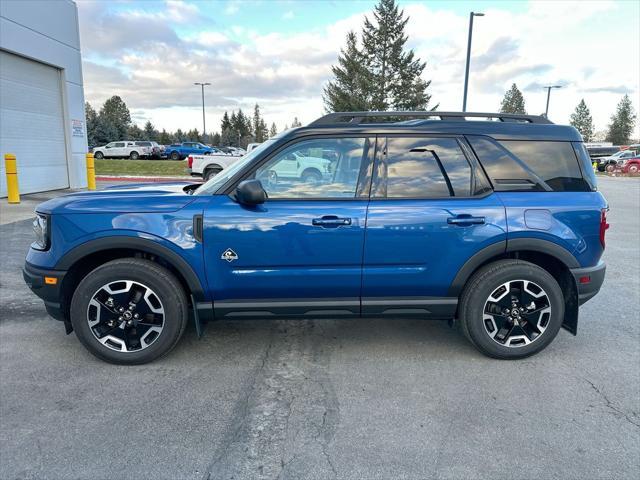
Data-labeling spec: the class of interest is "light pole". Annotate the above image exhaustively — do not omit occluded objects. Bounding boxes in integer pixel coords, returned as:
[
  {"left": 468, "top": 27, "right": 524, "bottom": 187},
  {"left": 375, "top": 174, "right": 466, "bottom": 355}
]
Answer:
[
  {"left": 194, "top": 82, "right": 211, "bottom": 138},
  {"left": 462, "top": 11, "right": 484, "bottom": 112},
  {"left": 543, "top": 85, "right": 562, "bottom": 117}
]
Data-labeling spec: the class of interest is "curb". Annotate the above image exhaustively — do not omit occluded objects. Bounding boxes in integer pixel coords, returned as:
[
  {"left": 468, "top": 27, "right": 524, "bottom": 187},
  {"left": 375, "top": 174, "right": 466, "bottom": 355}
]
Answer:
[{"left": 96, "top": 175, "right": 202, "bottom": 183}]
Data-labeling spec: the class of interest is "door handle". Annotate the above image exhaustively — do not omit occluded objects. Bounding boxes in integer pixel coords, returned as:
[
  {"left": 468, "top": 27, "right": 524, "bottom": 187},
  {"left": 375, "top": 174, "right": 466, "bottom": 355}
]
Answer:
[
  {"left": 312, "top": 215, "right": 352, "bottom": 227},
  {"left": 447, "top": 214, "right": 485, "bottom": 226}
]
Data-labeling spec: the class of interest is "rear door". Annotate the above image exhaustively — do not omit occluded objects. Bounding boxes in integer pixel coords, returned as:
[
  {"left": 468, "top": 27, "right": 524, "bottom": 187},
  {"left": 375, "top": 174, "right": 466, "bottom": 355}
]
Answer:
[
  {"left": 362, "top": 135, "right": 507, "bottom": 317},
  {"left": 203, "top": 135, "right": 375, "bottom": 318}
]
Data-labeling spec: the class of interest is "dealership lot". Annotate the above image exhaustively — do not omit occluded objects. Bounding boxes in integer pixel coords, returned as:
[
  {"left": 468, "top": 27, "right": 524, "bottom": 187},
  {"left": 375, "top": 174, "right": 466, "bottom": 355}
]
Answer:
[{"left": 0, "top": 176, "right": 638, "bottom": 479}]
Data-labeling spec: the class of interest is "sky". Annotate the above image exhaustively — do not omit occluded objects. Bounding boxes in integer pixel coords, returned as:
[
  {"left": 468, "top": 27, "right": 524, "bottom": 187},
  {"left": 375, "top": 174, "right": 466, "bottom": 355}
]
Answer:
[{"left": 77, "top": 0, "right": 640, "bottom": 139}]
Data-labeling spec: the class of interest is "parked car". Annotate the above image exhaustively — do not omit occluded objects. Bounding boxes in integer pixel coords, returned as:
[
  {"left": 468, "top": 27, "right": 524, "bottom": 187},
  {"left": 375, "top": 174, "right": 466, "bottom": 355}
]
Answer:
[
  {"left": 586, "top": 145, "right": 619, "bottom": 160},
  {"left": 23, "top": 111, "right": 607, "bottom": 364},
  {"left": 188, "top": 152, "right": 243, "bottom": 181},
  {"left": 598, "top": 149, "right": 637, "bottom": 172},
  {"left": 619, "top": 156, "right": 640, "bottom": 174},
  {"left": 218, "top": 146, "right": 245, "bottom": 156},
  {"left": 246, "top": 142, "right": 261, "bottom": 152},
  {"left": 164, "top": 142, "right": 216, "bottom": 160},
  {"left": 93, "top": 141, "right": 152, "bottom": 160}
]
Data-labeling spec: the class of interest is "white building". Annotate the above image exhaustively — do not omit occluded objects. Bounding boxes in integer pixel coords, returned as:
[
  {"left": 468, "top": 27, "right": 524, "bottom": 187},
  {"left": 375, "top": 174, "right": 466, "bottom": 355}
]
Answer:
[{"left": 0, "top": 0, "right": 87, "bottom": 197}]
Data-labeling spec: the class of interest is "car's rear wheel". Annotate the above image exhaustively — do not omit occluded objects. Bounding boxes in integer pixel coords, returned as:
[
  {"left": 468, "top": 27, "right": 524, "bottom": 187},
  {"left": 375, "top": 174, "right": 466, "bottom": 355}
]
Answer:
[
  {"left": 70, "top": 258, "right": 188, "bottom": 364},
  {"left": 204, "top": 167, "right": 222, "bottom": 182},
  {"left": 94, "top": 151, "right": 103, "bottom": 159},
  {"left": 129, "top": 151, "right": 139, "bottom": 160},
  {"left": 605, "top": 163, "right": 616, "bottom": 173},
  {"left": 170, "top": 151, "right": 180, "bottom": 160},
  {"left": 458, "top": 260, "right": 564, "bottom": 359}
]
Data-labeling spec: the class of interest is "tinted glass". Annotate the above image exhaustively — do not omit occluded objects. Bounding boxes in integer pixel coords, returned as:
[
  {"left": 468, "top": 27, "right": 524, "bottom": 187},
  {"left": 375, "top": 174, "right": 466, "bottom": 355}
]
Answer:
[
  {"left": 377, "top": 137, "right": 472, "bottom": 197},
  {"left": 572, "top": 142, "right": 598, "bottom": 191},
  {"left": 500, "top": 140, "right": 590, "bottom": 191},
  {"left": 467, "top": 137, "right": 543, "bottom": 191},
  {"left": 114, "top": 142, "right": 125, "bottom": 147},
  {"left": 254, "top": 138, "right": 369, "bottom": 198},
  {"left": 136, "top": 141, "right": 151, "bottom": 146}
]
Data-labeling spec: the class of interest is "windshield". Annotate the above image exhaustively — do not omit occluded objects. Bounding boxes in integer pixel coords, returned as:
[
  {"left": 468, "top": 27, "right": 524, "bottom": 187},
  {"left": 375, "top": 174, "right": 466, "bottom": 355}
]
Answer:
[{"left": 194, "top": 138, "right": 279, "bottom": 195}]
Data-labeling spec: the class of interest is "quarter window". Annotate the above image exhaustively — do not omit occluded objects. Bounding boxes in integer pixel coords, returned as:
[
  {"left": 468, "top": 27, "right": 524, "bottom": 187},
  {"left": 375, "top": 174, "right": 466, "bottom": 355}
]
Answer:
[
  {"left": 253, "top": 138, "right": 371, "bottom": 198},
  {"left": 374, "top": 137, "right": 475, "bottom": 198}
]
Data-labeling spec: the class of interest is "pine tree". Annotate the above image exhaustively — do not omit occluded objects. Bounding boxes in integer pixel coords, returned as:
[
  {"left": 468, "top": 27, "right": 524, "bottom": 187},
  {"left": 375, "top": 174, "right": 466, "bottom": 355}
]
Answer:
[
  {"left": 99, "top": 95, "right": 131, "bottom": 140},
  {"left": 143, "top": 121, "right": 158, "bottom": 141},
  {"left": 499, "top": 84, "right": 527, "bottom": 114},
  {"left": 323, "top": 31, "right": 372, "bottom": 112},
  {"left": 174, "top": 129, "right": 185, "bottom": 143},
  {"left": 159, "top": 129, "right": 172, "bottom": 145},
  {"left": 85, "top": 102, "right": 99, "bottom": 147},
  {"left": 360, "top": 0, "right": 434, "bottom": 111},
  {"left": 291, "top": 117, "right": 302, "bottom": 128},
  {"left": 606, "top": 94, "right": 636, "bottom": 145},
  {"left": 127, "top": 124, "right": 143, "bottom": 140},
  {"left": 221, "top": 111, "right": 232, "bottom": 132},
  {"left": 253, "top": 104, "right": 268, "bottom": 142},
  {"left": 569, "top": 99, "right": 595, "bottom": 142},
  {"left": 269, "top": 122, "right": 278, "bottom": 138}
]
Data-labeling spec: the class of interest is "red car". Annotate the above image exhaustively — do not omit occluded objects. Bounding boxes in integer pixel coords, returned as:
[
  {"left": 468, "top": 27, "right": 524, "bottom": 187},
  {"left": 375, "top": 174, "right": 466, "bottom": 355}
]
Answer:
[{"left": 620, "top": 157, "right": 640, "bottom": 174}]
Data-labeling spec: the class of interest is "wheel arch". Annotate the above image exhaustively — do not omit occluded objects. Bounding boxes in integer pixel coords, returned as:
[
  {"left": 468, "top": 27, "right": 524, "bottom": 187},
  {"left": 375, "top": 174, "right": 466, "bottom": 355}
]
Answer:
[
  {"left": 449, "top": 238, "right": 579, "bottom": 334},
  {"left": 56, "top": 237, "right": 206, "bottom": 321},
  {"left": 301, "top": 167, "right": 322, "bottom": 177}
]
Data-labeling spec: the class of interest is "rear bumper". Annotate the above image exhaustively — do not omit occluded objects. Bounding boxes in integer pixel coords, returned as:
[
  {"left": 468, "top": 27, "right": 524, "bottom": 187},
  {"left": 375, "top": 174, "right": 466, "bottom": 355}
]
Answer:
[
  {"left": 571, "top": 261, "right": 606, "bottom": 305},
  {"left": 23, "top": 262, "right": 66, "bottom": 321}
]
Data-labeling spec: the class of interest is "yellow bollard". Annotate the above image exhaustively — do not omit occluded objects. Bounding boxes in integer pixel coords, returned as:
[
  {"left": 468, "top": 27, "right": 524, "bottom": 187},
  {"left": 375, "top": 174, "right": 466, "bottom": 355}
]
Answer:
[
  {"left": 4, "top": 153, "right": 20, "bottom": 203},
  {"left": 86, "top": 152, "right": 96, "bottom": 191}
]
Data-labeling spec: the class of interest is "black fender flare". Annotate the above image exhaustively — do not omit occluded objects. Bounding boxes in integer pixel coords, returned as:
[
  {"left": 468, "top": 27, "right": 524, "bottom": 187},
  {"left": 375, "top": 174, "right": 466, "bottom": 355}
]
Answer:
[
  {"left": 448, "top": 238, "right": 579, "bottom": 297},
  {"left": 56, "top": 236, "right": 205, "bottom": 300}
]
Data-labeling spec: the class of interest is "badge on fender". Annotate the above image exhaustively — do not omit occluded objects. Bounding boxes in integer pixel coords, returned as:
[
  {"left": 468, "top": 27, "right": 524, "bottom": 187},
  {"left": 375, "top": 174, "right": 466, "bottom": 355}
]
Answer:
[{"left": 221, "top": 248, "right": 238, "bottom": 262}]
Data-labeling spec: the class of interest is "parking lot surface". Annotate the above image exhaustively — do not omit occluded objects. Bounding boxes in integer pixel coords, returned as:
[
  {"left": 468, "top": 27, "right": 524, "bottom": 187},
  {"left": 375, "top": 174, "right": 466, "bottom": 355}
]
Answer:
[{"left": 1, "top": 176, "right": 638, "bottom": 479}]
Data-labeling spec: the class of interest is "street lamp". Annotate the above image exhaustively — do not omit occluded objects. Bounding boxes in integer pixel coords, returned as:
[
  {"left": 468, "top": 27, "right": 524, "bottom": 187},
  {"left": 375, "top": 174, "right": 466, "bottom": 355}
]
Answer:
[
  {"left": 462, "top": 11, "right": 484, "bottom": 112},
  {"left": 543, "top": 85, "right": 562, "bottom": 118},
  {"left": 194, "top": 82, "right": 211, "bottom": 137}
]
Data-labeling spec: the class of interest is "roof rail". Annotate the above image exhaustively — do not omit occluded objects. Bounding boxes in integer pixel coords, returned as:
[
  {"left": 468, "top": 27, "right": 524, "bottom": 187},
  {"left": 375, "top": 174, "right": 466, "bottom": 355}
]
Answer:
[{"left": 309, "top": 111, "right": 553, "bottom": 126}]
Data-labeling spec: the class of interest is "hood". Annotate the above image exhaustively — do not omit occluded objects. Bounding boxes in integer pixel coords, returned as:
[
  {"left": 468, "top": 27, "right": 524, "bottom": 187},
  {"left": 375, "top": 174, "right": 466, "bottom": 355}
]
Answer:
[{"left": 37, "top": 182, "right": 199, "bottom": 215}]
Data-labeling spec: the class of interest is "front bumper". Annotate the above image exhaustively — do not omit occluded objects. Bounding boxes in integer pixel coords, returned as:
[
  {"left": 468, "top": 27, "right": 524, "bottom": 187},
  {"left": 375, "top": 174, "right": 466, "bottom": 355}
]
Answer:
[
  {"left": 571, "top": 261, "right": 606, "bottom": 305},
  {"left": 23, "top": 262, "right": 66, "bottom": 321}
]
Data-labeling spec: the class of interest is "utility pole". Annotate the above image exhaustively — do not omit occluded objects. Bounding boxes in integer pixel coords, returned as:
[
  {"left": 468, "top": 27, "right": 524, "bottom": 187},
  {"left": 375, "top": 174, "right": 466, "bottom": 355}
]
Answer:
[
  {"left": 543, "top": 85, "right": 562, "bottom": 117},
  {"left": 462, "top": 11, "right": 484, "bottom": 112},
  {"left": 194, "top": 82, "right": 211, "bottom": 138}
]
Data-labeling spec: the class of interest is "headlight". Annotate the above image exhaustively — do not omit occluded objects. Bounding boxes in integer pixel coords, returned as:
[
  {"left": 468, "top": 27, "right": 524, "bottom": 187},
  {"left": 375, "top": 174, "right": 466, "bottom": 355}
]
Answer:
[{"left": 32, "top": 213, "right": 50, "bottom": 250}]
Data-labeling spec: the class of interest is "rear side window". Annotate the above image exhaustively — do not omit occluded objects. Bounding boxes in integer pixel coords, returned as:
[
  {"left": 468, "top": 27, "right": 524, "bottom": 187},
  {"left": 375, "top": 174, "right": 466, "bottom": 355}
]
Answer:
[
  {"left": 499, "top": 141, "right": 591, "bottom": 192},
  {"left": 572, "top": 142, "right": 598, "bottom": 191},
  {"left": 374, "top": 137, "right": 476, "bottom": 198}
]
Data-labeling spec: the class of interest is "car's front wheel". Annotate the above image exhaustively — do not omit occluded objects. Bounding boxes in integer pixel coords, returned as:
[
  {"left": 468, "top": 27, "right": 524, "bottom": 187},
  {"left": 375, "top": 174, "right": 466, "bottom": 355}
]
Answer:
[
  {"left": 94, "top": 151, "right": 104, "bottom": 159},
  {"left": 458, "top": 260, "right": 564, "bottom": 359},
  {"left": 70, "top": 258, "right": 189, "bottom": 364}
]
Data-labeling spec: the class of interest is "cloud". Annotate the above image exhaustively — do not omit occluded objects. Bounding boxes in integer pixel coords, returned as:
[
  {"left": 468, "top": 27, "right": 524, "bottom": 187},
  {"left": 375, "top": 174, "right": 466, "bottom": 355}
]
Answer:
[
  {"left": 583, "top": 85, "right": 634, "bottom": 94},
  {"left": 282, "top": 11, "right": 294, "bottom": 20}
]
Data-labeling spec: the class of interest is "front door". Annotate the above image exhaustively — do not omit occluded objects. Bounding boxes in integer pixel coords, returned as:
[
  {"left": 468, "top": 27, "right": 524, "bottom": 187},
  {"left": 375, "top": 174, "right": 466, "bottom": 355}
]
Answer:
[
  {"left": 203, "top": 136, "right": 375, "bottom": 319},
  {"left": 362, "top": 135, "right": 507, "bottom": 317}
]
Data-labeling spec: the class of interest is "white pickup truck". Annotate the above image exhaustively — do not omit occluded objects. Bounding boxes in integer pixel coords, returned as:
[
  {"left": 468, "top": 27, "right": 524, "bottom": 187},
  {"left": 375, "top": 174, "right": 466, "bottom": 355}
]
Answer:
[{"left": 187, "top": 152, "right": 242, "bottom": 181}]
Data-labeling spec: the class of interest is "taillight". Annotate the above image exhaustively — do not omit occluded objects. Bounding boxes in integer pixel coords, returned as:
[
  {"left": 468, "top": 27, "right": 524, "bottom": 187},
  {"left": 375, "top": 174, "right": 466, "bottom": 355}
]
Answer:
[
  {"left": 187, "top": 155, "right": 193, "bottom": 168},
  {"left": 599, "top": 208, "right": 609, "bottom": 248}
]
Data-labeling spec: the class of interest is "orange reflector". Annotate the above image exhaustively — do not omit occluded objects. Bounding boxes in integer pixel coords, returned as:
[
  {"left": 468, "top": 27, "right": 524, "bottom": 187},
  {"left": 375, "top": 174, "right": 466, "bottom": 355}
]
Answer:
[{"left": 44, "top": 276, "right": 58, "bottom": 285}]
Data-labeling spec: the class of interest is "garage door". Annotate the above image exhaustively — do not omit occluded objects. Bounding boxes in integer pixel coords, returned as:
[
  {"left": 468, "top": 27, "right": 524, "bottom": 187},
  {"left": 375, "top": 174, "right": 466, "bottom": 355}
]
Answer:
[{"left": 0, "top": 50, "right": 69, "bottom": 196}]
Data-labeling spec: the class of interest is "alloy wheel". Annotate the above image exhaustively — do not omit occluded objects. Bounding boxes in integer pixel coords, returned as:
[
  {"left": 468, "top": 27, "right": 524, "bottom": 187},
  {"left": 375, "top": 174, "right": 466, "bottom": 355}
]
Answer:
[
  {"left": 482, "top": 279, "right": 551, "bottom": 348},
  {"left": 87, "top": 280, "right": 165, "bottom": 352}
]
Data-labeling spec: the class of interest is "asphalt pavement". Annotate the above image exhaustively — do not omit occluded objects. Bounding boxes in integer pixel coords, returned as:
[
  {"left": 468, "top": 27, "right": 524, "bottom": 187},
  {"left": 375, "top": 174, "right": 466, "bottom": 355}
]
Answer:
[{"left": 0, "top": 176, "right": 638, "bottom": 480}]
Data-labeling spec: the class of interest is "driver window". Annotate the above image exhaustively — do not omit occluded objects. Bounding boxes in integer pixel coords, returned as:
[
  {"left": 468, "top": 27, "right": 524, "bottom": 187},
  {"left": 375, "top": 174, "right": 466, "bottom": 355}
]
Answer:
[{"left": 254, "top": 138, "right": 370, "bottom": 198}]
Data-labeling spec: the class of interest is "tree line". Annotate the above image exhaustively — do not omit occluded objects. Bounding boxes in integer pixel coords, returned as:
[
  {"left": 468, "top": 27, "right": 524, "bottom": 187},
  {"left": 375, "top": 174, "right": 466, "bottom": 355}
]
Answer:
[
  {"left": 499, "top": 83, "right": 636, "bottom": 144},
  {"left": 86, "top": 96, "right": 301, "bottom": 149}
]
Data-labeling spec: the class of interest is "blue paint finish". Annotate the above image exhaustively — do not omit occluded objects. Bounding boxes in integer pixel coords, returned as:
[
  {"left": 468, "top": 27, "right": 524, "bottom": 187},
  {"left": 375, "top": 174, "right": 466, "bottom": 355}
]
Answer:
[
  {"left": 498, "top": 191, "right": 608, "bottom": 267},
  {"left": 203, "top": 195, "right": 367, "bottom": 301},
  {"left": 362, "top": 193, "right": 507, "bottom": 297}
]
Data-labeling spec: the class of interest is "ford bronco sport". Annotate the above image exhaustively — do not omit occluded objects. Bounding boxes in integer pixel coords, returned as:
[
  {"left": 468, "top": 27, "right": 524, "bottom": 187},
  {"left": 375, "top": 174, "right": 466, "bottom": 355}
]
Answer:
[{"left": 24, "top": 112, "right": 607, "bottom": 364}]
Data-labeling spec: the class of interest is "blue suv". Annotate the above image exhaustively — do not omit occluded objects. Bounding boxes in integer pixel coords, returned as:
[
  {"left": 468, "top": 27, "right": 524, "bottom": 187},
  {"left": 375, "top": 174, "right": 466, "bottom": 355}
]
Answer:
[{"left": 23, "top": 112, "right": 608, "bottom": 364}]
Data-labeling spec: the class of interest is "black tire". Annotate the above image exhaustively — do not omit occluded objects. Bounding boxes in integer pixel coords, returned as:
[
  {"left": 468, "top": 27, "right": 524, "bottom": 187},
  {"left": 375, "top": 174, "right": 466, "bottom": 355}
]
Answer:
[
  {"left": 170, "top": 151, "right": 180, "bottom": 161},
  {"left": 605, "top": 163, "right": 615, "bottom": 173},
  {"left": 70, "top": 258, "right": 189, "bottom": 365},
  {"left": 204, "top": 167, "right": 222, "bottom": 182},
  {"left": 94, "top": 151, "right": 104, "bottom": 159},
  {"left": 458, "top": 259, "right": 564, "bottom": 359},
  {"left": 129, "top": 151, "right": 139, "bottom": 160},
  {"left": 301, "top": 169, "right": 322, "bottom": 183}
]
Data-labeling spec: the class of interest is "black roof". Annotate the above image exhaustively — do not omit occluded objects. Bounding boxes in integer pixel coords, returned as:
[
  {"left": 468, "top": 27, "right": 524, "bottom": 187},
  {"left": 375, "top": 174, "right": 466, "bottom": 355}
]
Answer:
[{"left": 295, "top": 111, "right": 582, "bottom": 142}]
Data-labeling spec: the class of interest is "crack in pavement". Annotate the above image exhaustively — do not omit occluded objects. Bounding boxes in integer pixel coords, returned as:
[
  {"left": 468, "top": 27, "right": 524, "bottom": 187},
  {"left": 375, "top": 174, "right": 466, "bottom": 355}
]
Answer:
[
  {"left": 202, "top": 320, "right": 339, "bottom": 480},
  {"left": 580, "top": 376, "right": 640, "bottom": 428}
]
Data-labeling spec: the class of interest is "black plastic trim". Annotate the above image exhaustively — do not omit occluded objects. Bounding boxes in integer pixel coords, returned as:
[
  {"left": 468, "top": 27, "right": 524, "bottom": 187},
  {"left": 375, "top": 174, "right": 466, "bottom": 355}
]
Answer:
[
  {"left": 506, "top": 238, "right": 580, "bottom": 269},
  {"left": 571, "top": 261, "right": 606, "bottom": 305},
  {"left": 448, "top": 241, "right": 507, "bottom": 296},
  {"left": 361, "top": 297, "right": 458, "bottom": 317},
  {"left": 214, "top": 298, "right": 360, "bottom": 319},
  {"left": 55, "top": 237, "right": 206, "bottom": 301}
]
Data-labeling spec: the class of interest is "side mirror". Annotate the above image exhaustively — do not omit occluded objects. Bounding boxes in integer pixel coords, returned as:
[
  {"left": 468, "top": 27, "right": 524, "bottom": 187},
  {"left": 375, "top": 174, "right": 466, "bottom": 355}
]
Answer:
[{"left": 235, "top": 179, "right": 267, "bottom": 205}]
